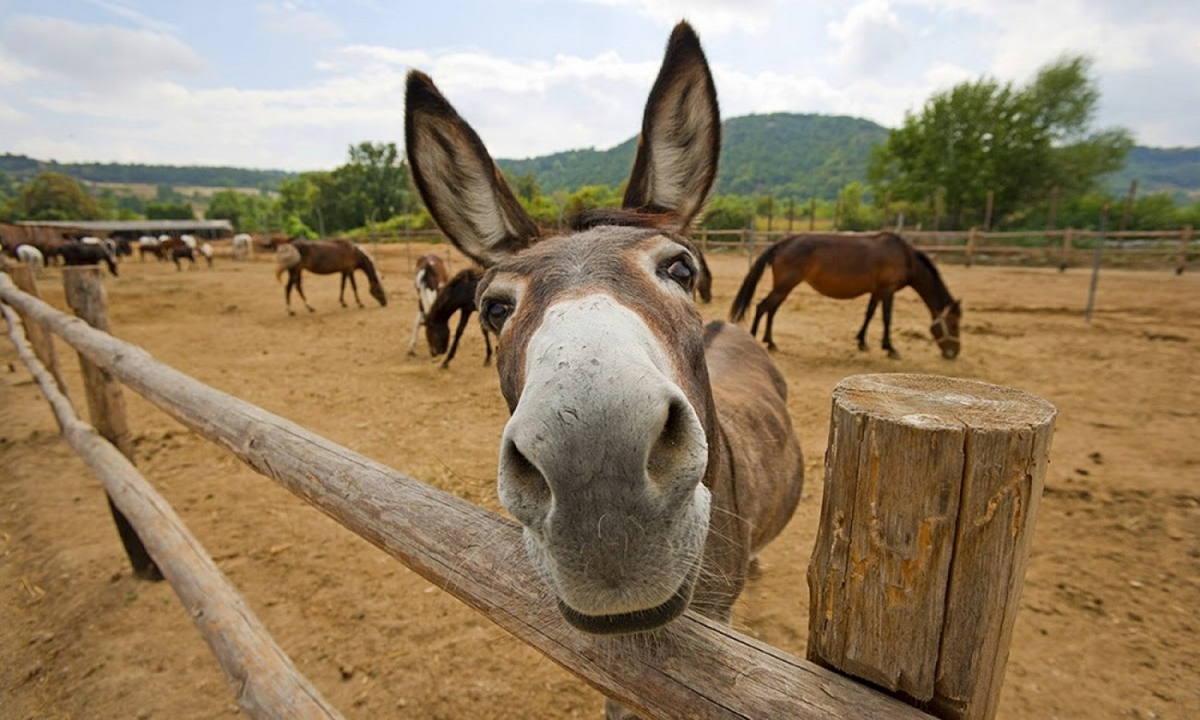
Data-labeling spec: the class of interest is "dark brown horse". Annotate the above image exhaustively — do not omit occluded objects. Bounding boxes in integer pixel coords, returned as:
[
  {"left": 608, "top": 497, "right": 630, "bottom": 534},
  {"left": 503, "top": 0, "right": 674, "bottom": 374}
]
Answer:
[
  {"left": 59, "top": 241, "right": 119, "bottom": 277},
  {"left": 730, "top": 232, "right": 962, "bottom": 359},
  {"left": 274, "top": 239, "right": 387, "bottom": 315},
  {"left": 408, "top": 26, "right": 803, "bottom": 720},
  {"left": 407, "top": 253, "right": 450, "bottom": 356},
  {"left": 424, "top": 267, "right": 492, "bottom": 369}
]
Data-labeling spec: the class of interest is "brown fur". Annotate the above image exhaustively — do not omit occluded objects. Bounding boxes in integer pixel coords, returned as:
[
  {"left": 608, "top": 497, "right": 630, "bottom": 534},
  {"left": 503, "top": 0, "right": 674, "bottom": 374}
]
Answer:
[
  {"left": 275, "top": 239, "right": 387, "bottom": 314},
  {"left": 730, "top": 232, "right": 962, "bottom": 358}
]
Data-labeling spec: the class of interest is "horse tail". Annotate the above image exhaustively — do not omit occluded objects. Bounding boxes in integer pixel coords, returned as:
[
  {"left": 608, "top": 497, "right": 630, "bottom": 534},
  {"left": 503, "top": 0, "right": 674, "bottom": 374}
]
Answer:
[
  {"left": 274, "top": 243, "right": 301, "bottom": 282},
  {"left": 729, "top": 240, "right": 785, "bottom": 322}
]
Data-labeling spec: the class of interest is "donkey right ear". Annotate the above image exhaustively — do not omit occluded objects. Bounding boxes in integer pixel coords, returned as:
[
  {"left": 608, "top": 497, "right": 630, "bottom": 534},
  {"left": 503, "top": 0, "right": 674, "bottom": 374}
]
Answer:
[{"left": 405, "top": 71, "right": 539, "bottom": 267}]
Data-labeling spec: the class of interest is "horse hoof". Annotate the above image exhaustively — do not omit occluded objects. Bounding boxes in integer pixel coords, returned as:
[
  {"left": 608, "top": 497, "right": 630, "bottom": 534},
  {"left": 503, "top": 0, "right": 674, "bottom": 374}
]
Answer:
[
  {"left": 886, "top": 349, "right": 900, "bottom": 360},
  {"left": 766, "top": 343, "right": 778, "bottom": 352},
  {"left": 406, "top": 350, "right": 417, "bottom": 358},
  {"left": 306, "top": 307, "right": 315, "bottom": 313},
  {"left": 287, "top": 310, "right": 295, "bottom": 316},
  {"left": 857, "top": 341, "right": 868, "bottom": 351}
]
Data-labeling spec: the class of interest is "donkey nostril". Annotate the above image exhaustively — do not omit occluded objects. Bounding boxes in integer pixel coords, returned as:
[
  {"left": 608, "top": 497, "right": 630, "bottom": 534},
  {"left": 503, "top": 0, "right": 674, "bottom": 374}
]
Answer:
[
  {"left": 647, "top": 397, "right": 702, "bottom": 488},
  {"left": 500, "top": 439, "right": 551, "bottom": 508}
]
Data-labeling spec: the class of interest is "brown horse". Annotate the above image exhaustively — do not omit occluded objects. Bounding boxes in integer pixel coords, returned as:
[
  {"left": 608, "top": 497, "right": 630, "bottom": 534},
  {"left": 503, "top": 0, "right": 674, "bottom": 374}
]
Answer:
[
  {"left": 407, "top": 25, "right": 803, "bottom": 719},
  {"left": 274, "top": 239, "right": 387, "bottom": 315},
  {"left": 407, "top": 253, "right": 450, "bottom": 356},
  {"left": 424, "top": 267, "right": 493, "bottom": 369},
  {"left": 730, "top": 232, "right": 962, "bottom": 359}
]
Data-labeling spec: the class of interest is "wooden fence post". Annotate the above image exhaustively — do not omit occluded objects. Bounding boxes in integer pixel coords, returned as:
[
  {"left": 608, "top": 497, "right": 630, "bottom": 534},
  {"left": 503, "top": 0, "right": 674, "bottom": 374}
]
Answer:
[
  {"left": 966, "top": 227, "right": 978, "bottom": 267},
  {"left": 62, "top": 266, "right": 162, "bottom": 581},
  {"left": 1059, "top": 228, "right": 1073, "bottom": 271},
  {"left": 808, "top": 374, "right": 1056, "bottom": 720},
  {"left": 1177, "top": 224, "right": 1193, "bottom": 275},
  {"left": 9, "top": 265, "right": 71, "bottom": 403}
]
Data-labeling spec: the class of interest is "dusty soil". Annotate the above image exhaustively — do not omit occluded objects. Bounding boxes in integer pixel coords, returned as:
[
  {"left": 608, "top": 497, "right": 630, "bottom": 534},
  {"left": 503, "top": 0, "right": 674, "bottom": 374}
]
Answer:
[{"left": 2, "top": 244, "right": 1197, "bottom": 719}]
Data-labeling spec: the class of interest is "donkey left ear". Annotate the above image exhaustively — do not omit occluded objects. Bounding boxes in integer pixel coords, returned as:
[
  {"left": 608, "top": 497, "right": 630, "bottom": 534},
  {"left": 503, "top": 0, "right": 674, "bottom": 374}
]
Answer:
[
  {"left": 622, "top": 22, "right": 721, "bottom": 229},
  {"left": 405, "top": 70, "right": 540, "bottom": 268}
]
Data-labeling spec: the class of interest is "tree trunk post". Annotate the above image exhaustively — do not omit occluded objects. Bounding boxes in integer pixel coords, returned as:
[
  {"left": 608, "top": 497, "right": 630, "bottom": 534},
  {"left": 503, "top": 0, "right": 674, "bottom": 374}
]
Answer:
[
  {"left": 1176, "top": 224, "right": 1193, "bottom": 275},
  {"left": 700, "top": 227, "right": 709, "bottom": 255},
  {"left": 1046, "top": 186, "right": 1059, "bottom": 233},
  {"left": 9, "top": 265, "right": 71, "bottom": 404},
  {"left": 966, "top": 227, "right": 978, "bottom": 267},
  {"left": 1059, "top": 228, "right": 1073, "bottom": 272},
  {"left": 983, "top": 190, "right": 994, "bottom": 232},
  {"left": 809, "top": 197, "right": 817, "bottom": 231},
  {"left": 808, "top": 374, "right": 1056, "bottom": 720},
  {"left": 62, "top": 266, "right": 163, "bottom": 581}
]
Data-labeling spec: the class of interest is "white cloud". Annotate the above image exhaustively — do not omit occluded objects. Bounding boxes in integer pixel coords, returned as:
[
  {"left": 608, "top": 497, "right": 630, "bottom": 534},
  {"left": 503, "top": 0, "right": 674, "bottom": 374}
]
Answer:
[
  {"left": 1, "top": 15, "right": 206, "bottom": 92},
  {"left": 84, "top": 0, "right": 177, "bottom": 34},
  {"left": 827, "top": 0, "right": 908, "bottom": 78},
  {"left": 257, "top": 2, "right": 344, "bottom": 42},
  {"left": 584, "top": 0, "right": 780, "bottom": 35}
]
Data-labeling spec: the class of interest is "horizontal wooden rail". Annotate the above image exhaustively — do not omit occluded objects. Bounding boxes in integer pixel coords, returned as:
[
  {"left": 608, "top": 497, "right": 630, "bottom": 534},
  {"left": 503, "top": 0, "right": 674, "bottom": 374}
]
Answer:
[
  {"left": 0, "top": 299, "right": 343, "bottom": 720},
  {"left": 0, "top": 273, "right": 929, "bottom": 719}
]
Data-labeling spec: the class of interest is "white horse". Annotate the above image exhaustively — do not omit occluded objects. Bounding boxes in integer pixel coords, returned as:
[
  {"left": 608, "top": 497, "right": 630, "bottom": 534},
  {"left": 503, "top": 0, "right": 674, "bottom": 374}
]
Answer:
[
  {"left": 181, "top": 234, "right": 198, "bottom": 250},
  {"left": 15, "top": 244, "right": 44, "bottom": 276},
  {"left": 231, "top": 233, "right": 251, "bottom": 260},
  {"left": 199, "top": 242, "right": 214, "bottom": 268}
]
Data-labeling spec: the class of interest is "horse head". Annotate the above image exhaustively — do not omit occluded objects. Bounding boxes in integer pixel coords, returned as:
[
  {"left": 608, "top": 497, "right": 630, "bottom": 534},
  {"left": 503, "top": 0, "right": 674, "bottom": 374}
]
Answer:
[
  {"left": 407, "top": 21, "right": 722, "bottom": 634},
  {"left": 931, "top": 298, "right": 962, "bottom": 359}
]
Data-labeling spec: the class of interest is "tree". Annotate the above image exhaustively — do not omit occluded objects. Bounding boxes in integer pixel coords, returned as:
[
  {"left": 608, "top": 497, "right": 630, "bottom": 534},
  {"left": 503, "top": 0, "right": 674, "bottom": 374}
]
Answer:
[
  {"left": 145, "top": 201, "right": 195, "bottom": 220},
  {"left": 206, "top": 189, "right": 278, "bottom": 231},
  {"left": 869, "top": 56, "right": 1132, "bottom": 229},
  {"left": 3, "top": 171, "right": 107, "bottom": 220}
]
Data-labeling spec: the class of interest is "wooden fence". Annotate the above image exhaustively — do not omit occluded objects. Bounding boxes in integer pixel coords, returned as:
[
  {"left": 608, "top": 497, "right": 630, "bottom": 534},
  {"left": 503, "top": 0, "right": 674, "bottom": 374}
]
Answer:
[
  {"left": 691, "top": 226, "right": 1196, "bottom": 272},
  {"left": 1, "top": 265, "right": 1057, "bottom": 719}
]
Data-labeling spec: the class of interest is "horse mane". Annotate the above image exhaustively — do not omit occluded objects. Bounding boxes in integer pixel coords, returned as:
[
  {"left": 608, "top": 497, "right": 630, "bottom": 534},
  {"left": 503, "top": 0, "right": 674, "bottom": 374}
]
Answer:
[
  {"left": 352, "top": 245, "right": 382, "bottom": 284},
  {"left": 912, "top": 248, "right": 954, "bottom": 306},
  {"left": 428, "top": 267, "right": 483, "bottom": 323}
]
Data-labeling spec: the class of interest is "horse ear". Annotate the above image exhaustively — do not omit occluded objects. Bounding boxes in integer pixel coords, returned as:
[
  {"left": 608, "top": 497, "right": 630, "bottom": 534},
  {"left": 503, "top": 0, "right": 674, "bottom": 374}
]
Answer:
[
  {"left": 405, "top": 70, "right": 539, "bottom": 268},
  {"left": 622, "top": 22, "right": 721, "bottom": 229}
]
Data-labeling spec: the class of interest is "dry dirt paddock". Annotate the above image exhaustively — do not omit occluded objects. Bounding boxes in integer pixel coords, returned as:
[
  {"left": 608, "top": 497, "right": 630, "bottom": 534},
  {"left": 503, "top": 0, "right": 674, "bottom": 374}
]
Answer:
[{"left": 2, "top": 242, "right": 1198, "bottom": 720}]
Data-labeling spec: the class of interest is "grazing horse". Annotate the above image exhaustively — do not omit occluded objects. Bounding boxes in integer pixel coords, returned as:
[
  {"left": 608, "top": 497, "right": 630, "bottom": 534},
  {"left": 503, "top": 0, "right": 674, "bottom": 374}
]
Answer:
[
  {"left": 16, "top": 245, "right": 44, "bottom": 276},
  {"left": 730, "top": 232, "right": 963, "bottom": 359},
  {"left": 231, "top": 233, "right": 252, "bottom": 260},
  {"left": 59, "top": 241, "right": 119, "bottom": 276},
  {"left": 274, "top": 239, "right": 387, "bottom": 315},
  {"left": 407, "top": 26, "right": 803, "bottom": 720},
  {"left": 407, "top": 253, "right": 450, "bottom": 356},
  {"left": 423, "top": 267, "right": 492, "bottom": 369},
  {"left": 199, "top": 242, "right": 214, "bottom": 268},
  {"left": 137, "top": 235, "right": 162, "bottom": 261}
]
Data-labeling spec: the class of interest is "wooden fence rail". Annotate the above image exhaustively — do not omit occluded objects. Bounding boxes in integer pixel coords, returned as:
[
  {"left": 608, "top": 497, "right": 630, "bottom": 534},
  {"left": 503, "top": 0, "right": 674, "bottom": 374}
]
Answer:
[{"left": 0, "top": 271, "right": 930, "bottom": 719}]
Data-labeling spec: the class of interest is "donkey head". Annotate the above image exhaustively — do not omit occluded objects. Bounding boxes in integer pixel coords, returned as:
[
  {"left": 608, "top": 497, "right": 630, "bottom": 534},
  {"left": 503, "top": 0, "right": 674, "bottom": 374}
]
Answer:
[{"left": 406, "top": 23, "right": 721, "bottom": 634}]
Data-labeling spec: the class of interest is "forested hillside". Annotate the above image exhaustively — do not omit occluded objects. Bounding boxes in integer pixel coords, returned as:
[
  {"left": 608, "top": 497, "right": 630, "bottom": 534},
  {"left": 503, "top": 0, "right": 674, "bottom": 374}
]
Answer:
[
  {"left": 497, "top": 113, "right": 890, "bottom": 200},
  {"left": 1105, "top": 146, "right": 1200, "bottom": 200},
  {"left": 0, "top": 154, "right": 292, "bottom": 190}
]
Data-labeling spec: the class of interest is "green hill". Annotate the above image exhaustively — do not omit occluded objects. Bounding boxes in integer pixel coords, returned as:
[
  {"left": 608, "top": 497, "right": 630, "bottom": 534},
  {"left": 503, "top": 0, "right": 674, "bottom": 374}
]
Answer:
[
  {"left": 1105, "top": 146, "right": 1200, "bottom": 201},
  {"left": 0, "top": 153, "right": 293, "bottom": 190},
  {"left": 498, "top": 113, "right": 891, "bottom": 201}
]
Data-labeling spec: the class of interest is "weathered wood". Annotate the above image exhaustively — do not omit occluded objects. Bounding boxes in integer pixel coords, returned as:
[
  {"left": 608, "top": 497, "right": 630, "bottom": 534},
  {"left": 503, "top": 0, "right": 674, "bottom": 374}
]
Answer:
[
  {"left": 0, "top": 272, "right": 931, "bottom": 720},
  {"left": 807, "top": 374, "right": 1055, "bottom": 720},
  {"left": 0, "top": 302, "right": 344, "bottom": 720},
  {"left": 1060, "top": 228, "right": 1074, "bottom": 270},
  {"left": 1178, "top": 224, "right": 1193, "bottom": 274},
  {"left": 61, "top": 266, "right": 162, "bottom": 580},
  {"left": 965, "top": 227, "right": 978, "bottom": 267},
  {"left": 8, "top": 265, "right": 70, "bottom": 403}
]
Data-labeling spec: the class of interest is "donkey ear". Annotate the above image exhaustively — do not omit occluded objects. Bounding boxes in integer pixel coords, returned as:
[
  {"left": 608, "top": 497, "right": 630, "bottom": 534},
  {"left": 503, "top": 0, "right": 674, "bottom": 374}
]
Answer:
[
  {"left": 405, "top": 71, "right": 540, "bottom": 267},
  {"left": 622, "top": 22, "right": 721, "bottom": 229}
]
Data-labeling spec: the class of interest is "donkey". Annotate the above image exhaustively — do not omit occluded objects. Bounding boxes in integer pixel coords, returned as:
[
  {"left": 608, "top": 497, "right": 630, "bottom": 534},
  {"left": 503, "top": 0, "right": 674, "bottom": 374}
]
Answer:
[
  {"left": 407, "top": 23, "right": 803, "bottom": 716},
  {"left": 407, "top": 253, "right": 450, "bottom": 356}
]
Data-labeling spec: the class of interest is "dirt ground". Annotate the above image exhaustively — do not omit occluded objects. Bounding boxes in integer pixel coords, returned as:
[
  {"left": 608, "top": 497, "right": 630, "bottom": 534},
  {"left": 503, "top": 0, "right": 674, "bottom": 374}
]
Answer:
[{"left": 1, "top": 243, "right": 1197, "bottom": 719}]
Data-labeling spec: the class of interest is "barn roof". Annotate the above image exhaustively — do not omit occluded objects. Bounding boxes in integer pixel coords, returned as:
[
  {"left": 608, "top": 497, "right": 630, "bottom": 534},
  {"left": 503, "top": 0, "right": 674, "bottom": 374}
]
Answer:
[{"left": 15, "top": 219, "right": 234, "bottom": 233}]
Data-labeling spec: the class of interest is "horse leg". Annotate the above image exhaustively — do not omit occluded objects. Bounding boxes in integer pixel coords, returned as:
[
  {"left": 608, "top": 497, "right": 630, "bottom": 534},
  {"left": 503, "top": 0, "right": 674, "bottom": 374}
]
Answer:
[
  {"left": 857, "top": 295, "right": 880, "bottom": 351},
  {"left": 407, "top": 311, "right": 424, "bottom": 356},
  {"left": 441, "top": 309, "right": 472, "bottom": 369},
  {"left": 881, "top": 293, "right": 899, "bottom": 359},
  {"left": 755, "top": 289, "right": 791, "bottom": 351},
  {"left": 339, "top": 274, "right": 349, "bottom": 307},
  {"left": 294, "top": 271, "right": 315, "bottom": 313},
  {"left": 285, "top": 275, "right": 296, "bottom": 315},
  {"left": 348, "top": 272, "right": 363, "bottom": 308}
]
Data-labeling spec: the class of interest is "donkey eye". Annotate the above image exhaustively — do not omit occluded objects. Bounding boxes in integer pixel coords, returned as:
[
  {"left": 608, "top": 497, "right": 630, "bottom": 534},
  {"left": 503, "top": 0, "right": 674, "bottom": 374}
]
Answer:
[
  {"left": 483, "top": 299, "right": 514, "bottom": 330},
  {"left": 659, "top": 255, "right": 695, "bottom": 289}
]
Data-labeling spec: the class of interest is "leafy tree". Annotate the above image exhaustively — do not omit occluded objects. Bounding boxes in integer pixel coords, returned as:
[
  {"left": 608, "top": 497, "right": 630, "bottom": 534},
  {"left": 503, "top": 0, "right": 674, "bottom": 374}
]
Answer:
[
  {"left": 205, "top": 189, "right": 278, "bottom": 231},
  {"left": 3, "top": 171, "right": 108, "bottom": 220},
  {"left": 836, "top": 182, "right": 878, "bottom": 231},
  {"left": 701, "top": 195, "right": 752, "bottom": 230},
  {"left": 869, "top": 56, "right": 1132, "bottom": 229},
  {"left": 145, "top": 201, "right": 196, "bottom": 220}
]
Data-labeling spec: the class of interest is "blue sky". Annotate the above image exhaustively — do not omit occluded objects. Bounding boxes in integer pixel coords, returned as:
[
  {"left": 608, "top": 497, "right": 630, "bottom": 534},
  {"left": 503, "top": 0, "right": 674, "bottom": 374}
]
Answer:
[{"left": 1, "top": 0, "right": 1197, "bottom": 171}]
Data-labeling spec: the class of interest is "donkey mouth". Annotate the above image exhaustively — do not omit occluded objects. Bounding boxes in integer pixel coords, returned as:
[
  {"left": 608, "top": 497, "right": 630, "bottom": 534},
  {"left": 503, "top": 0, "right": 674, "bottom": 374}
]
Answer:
[{"left": 554, "top": 565, "right": 698, "bottom": 635}]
